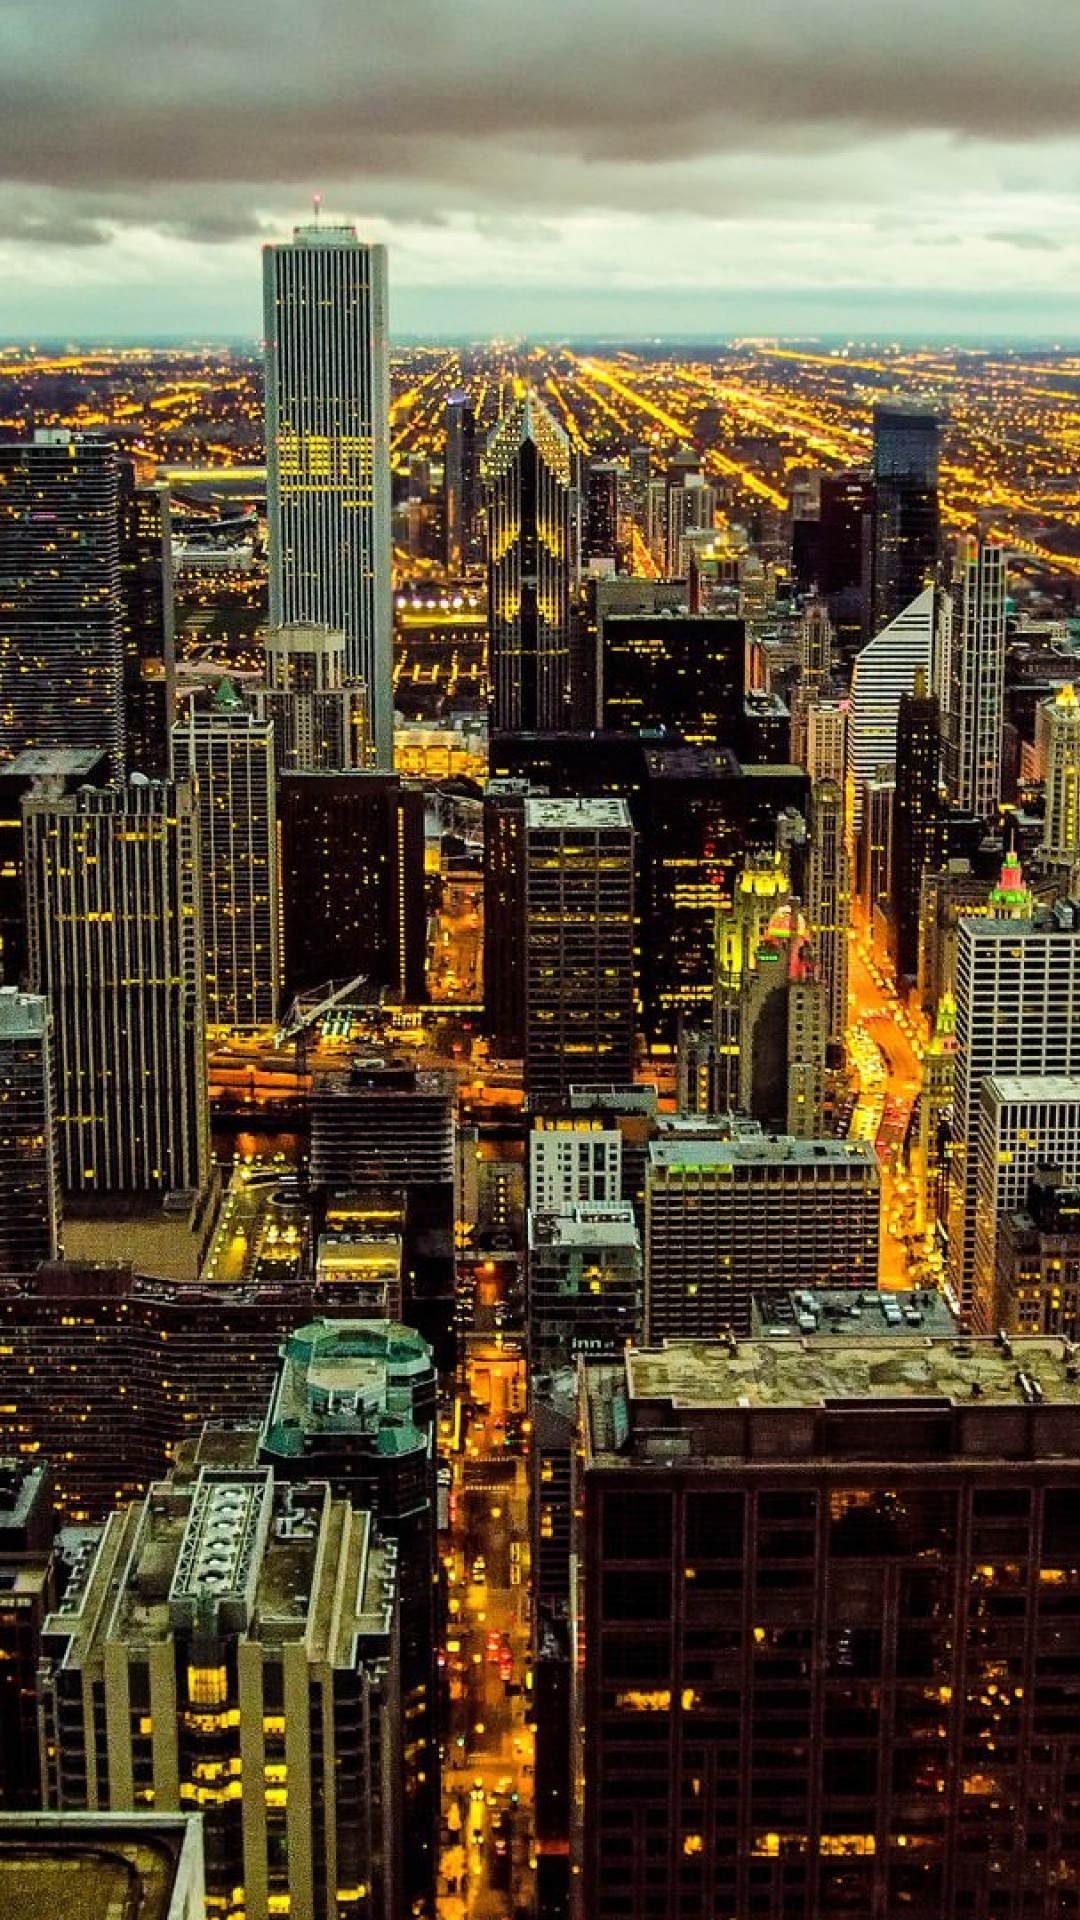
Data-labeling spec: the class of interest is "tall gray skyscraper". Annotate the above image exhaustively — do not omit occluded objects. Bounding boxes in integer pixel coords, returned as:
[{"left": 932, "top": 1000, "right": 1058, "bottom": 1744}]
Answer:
[
  {"left": 0, "top": 431, "right": 124, "bottom": 780},
  {"left": 486, "top": 393, "right": 574, "bottom": 733},
  {"left": 263, "top": 225, "right": 393, "bottom": 767},
  {"left": 172, "top": 685, "right": 280, "bottom": 1030},
  {"left": 23, "top": 778, "right": 209, "bottom": 1195},
  {"left": 938, "top": 534, "right": 1008, "bottom": 822}
]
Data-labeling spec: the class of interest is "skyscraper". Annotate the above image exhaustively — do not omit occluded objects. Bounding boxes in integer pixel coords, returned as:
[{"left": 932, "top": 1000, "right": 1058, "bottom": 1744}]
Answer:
[
  {"left": 0, "top": 986, "right": 60, "bottom": 1272},
  {"left": 972, "top": 1074, "right": 1080, "bottom": 1332},
  {"left": 947, "top": 886, "right": 1080, "bottom": 1325},
  {"left": 524, "top": 797, "right": 635, "bottom": 1103},
  {"left": 891, "top": 668, "right": 945, "bottom": 980},
  {"left": 939, "top": 535, "right": 1008, "bottom": 821},
  {"left": 0, "top": 431, "right": 125, "bottom": 780},
  {"left": 871, "top": 399, "right": 941, "bottom": 630},
  {"left": 848, "top": 585, "right": 935, "bottom": 830},
  {"left": 118, "top": 463, "right": 175, "bottom": 778},
  {"left": 263, "top": 224, "right": 393, "bottom": 767},
  {"left": 806, "top": 777, "right": 851, "bottom": 1052},
  {"left": 172, "top": 686, "right": 280, "bottom": 1030},
  {"left": 575, "top": 1336, "right": 1080, "bottom": 1920},
  {"left": 1039, "top": 683, "right": 1080, "bottom": 868},
  {"left": 444, "top": 389, "right": 483, "bottom": 574},
  {"left": 39, "top": 1441, "right": 403, "bottom": 1919},
  {"left": 23, "top": 778, "right": 209, "bottom": 1196},
  {"left": 485, "top": 393, "right": 574, "bottom": 733},
  {"left": 258, "top": 621, "right": 370, "bottom": 771}
]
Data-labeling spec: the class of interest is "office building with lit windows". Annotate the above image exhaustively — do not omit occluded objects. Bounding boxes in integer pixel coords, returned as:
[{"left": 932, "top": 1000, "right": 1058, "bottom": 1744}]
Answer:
[
  {"left": 574, "top": 1336, "right": 1080, "bottom": 1920},
  {"left": 263, "top": 225, "right": 393, "bottom": 767},
  {"left": 891, "top": 670, "right": 944, "bottom": 981},
  {"left": 971, "top": 1075, "right": 1080, "bottom": 1335},
  {"left": 645, "top": 1134, "right": 880, "bottom": 1339},
  {"left": 849, "top": 586, "right": 934, "bottom": 830},
  {"left": 257, "top": 622, "right": 370, "bottom": 772},
  {"left": 485, "top": 393, "right": 574, "bottom": 733},
  {"left": 0, "top": 985, "right": 60, "bottom": 1271},
  {"left": 23, "top": 778, "right": 209, "bottom": 1196},
  {"left": 939, "top": 536, "right": 1008, "bottom": 823},
  {"left": 527, "top": 1202, "right": 642, "bottom": 1372},
  {"left": 524, "top": 797, "right": 635, "bottom": 1104},
  {"left": 172, "top": 687, "right": 279, "bottom": 1031},
  {"left": 0, "top": 431, "right": 125, "bottom": 780},
  {"left": 996, "top": 1170, "right": 1080, "bottom": 1338},
  {"left": 38, "top": 1436, "right": 403, "bottom": 1920},
  {"left": 1039, "top": 683, "right": 1080, "bottom": 869},
  {"left": 119, "top": 464, "right": 175, "bottom": 779},
  {"left": 871, "top": 400, "right": 941, "bottom": 631},
  {"left": 947, "top": 885, "right": 1080, "bottom": 1326}
]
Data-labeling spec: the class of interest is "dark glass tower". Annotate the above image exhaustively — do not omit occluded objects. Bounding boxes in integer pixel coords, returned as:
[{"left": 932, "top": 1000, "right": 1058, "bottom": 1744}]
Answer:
[
  {"left": 891, "top": 668, "right": 945, "bottom": 981},
  {"left": 485, "top": 393, "right": 574, "bottom": 733},
  {"left": 118, "top": 462, "right": 175, "bottom": 777},
  {"left": 871, "top": 402, "right": 942, "bottom": 632},
  {"left": 444, "top": 389, "right": 483, "bottom": 573},
  {"left": 0, "top": 431, "right": 124, "bottom": 780}
]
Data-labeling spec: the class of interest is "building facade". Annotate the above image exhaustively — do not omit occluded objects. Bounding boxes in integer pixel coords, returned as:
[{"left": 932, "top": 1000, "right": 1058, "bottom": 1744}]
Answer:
[
  {"left": 263, "top": 225, "right": 393, "bottom": 767},
  {"left": 0, "top": 986, "right": 60, "bottom": 1271},
  {"left": 258, "top": 622, "right": 370, "bottom": 772},
  {"left": 485, "top": 394, "right": 574, "bottom": 734}
]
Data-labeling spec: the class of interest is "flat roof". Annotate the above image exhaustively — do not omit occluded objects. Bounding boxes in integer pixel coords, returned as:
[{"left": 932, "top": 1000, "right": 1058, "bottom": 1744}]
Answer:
[
  {"left": 525, "top": 796, "right": 631, "bottom": 829},
  {"left": 752, "top": 1288, "right": 957, "bottom": 1340},
  {"left": 983, "top": 1074, "right": 1080, "bottom": 1105},
  {"left": 529, "top": 1204, "right": 640, "bottom": 1251},
  {"left": 0, "top": 1817, "right": 197, "bottom": 1920},
  {"left": 0, "top": 989, "right": 47, "bottom": 1040},
  {"left": 616, "top": 1334, "right": 1080, "bottom": 1415},
  {"left": 4, "top": 748, "right": 105, "bottom": 777},
  {"left": 648, "top": 1136, "right": 877, "bottom": 1172}
]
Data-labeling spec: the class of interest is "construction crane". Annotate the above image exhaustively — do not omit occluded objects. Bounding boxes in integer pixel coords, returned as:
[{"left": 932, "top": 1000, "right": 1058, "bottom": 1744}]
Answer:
[{"left": 274, "top": 974, "right": 375, "bottom": 1080}]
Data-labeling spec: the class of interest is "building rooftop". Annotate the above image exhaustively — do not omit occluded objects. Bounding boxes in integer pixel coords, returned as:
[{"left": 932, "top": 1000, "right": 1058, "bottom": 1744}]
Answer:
[
  {"left": 0, "top": 1459, "right": 49, "bottom": 1535},
  {"left": 528, "top": 1204, "right": 640, "bottom": 1252},
  {"left": 581, "top": 1336, "right": 1080, "bottom": 1468},
  {"left": 0, "top": 1814, "right": 203, "bottom": 1920},
  {"left": 983, "top": 1074, "right": 1080, "bottom": 1105},
  {"left": 648, "top": 1135, "right": 878, "bottom": 1173},
  {"left": 0, "top": 988, "right": 47, "bottom": 1041},
  {"left": 525, "top": 796, "right": 632, "bottom": 830},
  {"left": 3, "top": 748, "right": 107, "bottom": 779},
  {"left": 263, "top": 1320, "right": 433, "bottom": 1462},
  {"left": 752, "top": 1287, "right": 957, "bottom": 1340}
]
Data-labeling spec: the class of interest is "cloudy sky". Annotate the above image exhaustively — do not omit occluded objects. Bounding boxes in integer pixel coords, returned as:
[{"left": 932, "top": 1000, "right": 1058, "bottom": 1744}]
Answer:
[{"left": 2, "top": 0, "right": 1079, "bottom": 340}]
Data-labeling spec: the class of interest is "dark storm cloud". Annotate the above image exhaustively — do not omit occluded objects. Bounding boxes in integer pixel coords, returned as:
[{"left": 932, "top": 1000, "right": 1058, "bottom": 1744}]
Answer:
[{"left": 0, "top": 0, "right": 1077, "bottom": 242}]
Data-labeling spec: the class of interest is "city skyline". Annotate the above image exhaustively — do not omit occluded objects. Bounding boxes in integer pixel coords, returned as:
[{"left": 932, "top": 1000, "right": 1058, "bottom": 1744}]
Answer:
[{"left": 1, "top": 0, "right": 1079, "bottom": 337}]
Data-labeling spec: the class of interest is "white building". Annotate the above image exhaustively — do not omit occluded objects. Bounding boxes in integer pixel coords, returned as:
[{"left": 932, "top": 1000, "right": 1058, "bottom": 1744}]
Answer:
[
  {"left": 263, "top": 225, "right": 393, "bottom": 767},
  {"left": 974, "top": 1074, "right": 1080, "bottom": 1332},
  {"left": 528, "top": 1121, "right": 623, "bottom": 1213},
  {"left": 848, "top": 585, "right": 935, "bottom": 830},
  {"left": 947, "top": 882, "right": 1080, "bottom": 1327}
]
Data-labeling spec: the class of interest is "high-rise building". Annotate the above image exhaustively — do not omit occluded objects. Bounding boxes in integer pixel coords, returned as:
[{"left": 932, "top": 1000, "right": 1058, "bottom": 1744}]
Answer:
[
  {"left": 172, "top": 687, "right": 279, "bottom": 1030},
  {"left": 736, "top": 903, "right": 827, "bottom": 1136},
  {"left": 645, "top": 1133, "right": 880, "bottom": 1338},
  {"left": 972, "top": 1074, "right": 1080, "bottom": 1334},
  {"left": 526, "top": 1201, "right": 642, "bottom": 1372},
  {"left": 0, "top": 748, "right": 110, "bottom": 985},
  {"left": 39, "top": 1439, "right": 403, "bottom": 1919},
  {"left": 848, "top": 585, "right": 935, "bottom": 830},
  {"left": 483, "top": 778, "right": 530, "bottom": 1057},
  {"left": 914, "top": 992, "right": 956, "bottom": 1235},
  {"left": 891, "top": 668, "right": 945, "bottom": 980},
  {"left": 524, "top": 797, "right": 635, "bottom": 1104},
  {"left": 528, "top": 1118, "right": 623, "bottom": 1214},
  {"left": 996, "top": 1169, "right": 1080, "bottom": 1337},
  {"left": 815, "top": 468, "right": 875, "bottom": 655},
  {"left": 575, "top": 1336, "right": 1080, "bottom": 1920},
  {"left": 23, "top": 778, "right": 209, "bottom": 1196},
  {"left": 1039, "top": 682, "right": 1080, "bottom": 868},
  {"left": 0, "top": 1457, "right": 56, "bottom": 1809},
  {"left": 308, "top": 1061, "right": 456, "bottom": 1363},
  {"left": 803, "top": 697, "right": 848, "bottom": 787},
  {"left": 261, "top": 1319, "right": 439, "bottom": 1918},
  {"left": 278, "top": 771, "right": 426, "bottom": 1003},
  {"left": 939, "top": 536, "right": 1008, "bottom": 821},
  {"left": 713, "top": 851, "right": 793, "bottom": 1110},
  {"left": 257, "top": 622, "right": 370, "bottom": 771},
  {"left": 583, "top": 458, "right": 622, "bottom": 570},
  {"left": 598, "top": 614, "right": 744, "bottom": 749},
  {"left": 871, "top": 400, "right": 941, "bottom": 630},
  {"left": 858, "top": 773, "right": 894, "bottom": 917},
  {"left": 444, "top": 389, "right": 483, "bottom": 574},
  {"left": 485, "top": 394, "right": 574, "bottom": 733},
  {"left": 806, "top": 778, "right": 850, "bottom": 1053},
  {"left": 118, "top": 464, "right": 175, "bottom": 778},
  {"left": 0, "top": 1814, "right": 206, "bottom": 1920},
  {"left": 0, "top": 431, "right": 124, "bottom": 780},
  {"left": 0, "top": 986, "right": 60, "bottom": 1272},
  {"left": 263, "top": 224, "right": 393, "bottom": 767},
  {"left": 947, "top": 886, "right": 1080, "bottom": 1325}
]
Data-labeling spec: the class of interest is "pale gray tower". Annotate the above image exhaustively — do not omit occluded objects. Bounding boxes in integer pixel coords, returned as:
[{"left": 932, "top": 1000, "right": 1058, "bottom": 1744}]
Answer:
[
  {"left": 263, "top": 225, "right": 393, "bottom": 767},
  {"left": 939, "top": 535, "right": 1008, "bottom": 822},
  {"left": 172, "top": 684, "right": 280, "bottom": 1030},
  {"left": 1040, "top": 684, "right": 1080, "bottom": 869}
]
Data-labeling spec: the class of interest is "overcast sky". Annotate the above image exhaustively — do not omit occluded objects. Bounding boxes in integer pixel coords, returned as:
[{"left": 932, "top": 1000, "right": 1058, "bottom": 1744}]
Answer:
[{"left": 2, "top": 0, "right": 1079, "bottom": 341}]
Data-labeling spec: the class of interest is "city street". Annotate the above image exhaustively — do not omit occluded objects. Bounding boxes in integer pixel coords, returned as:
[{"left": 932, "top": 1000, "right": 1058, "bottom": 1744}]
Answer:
[
  {"left": 440, "top": 1340, "right": 534, "bottom": 1920},
  {"left": 847, "top": 926, "right": 926, "bottom": 1289}
]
